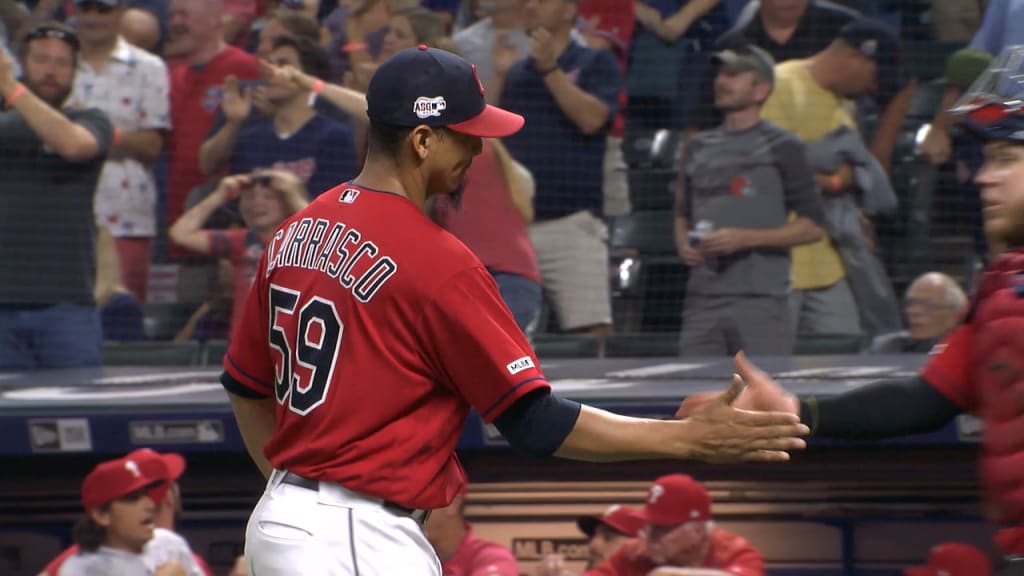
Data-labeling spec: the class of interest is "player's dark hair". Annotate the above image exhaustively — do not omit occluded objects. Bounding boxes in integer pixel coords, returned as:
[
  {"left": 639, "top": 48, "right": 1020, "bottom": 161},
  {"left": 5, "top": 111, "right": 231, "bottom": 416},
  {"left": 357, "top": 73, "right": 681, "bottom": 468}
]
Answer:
[
  {"left": 72, "top": 508, "right": 110, "bottom": 552},
  {"left": 272, "top": 35, "right": 331, "bottom": 81},
  {"left": 270, "top": 8, "right": 321, "bottom": 44}
]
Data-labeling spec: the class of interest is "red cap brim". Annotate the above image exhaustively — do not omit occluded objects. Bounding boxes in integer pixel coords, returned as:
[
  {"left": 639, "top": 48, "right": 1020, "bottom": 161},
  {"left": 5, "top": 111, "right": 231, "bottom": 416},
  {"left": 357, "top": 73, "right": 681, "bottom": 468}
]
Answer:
[
  {"left": 448, "top": 104, "right": 524, "bottom": 138},
  {"left": 162, "top": 453, "right": 187, "bottom": 481}
]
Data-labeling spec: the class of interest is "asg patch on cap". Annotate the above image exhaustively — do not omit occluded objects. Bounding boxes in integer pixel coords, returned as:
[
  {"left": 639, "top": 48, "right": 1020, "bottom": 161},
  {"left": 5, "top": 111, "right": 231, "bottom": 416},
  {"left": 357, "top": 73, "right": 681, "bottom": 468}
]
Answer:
[{"left": 413, "top": 96, "right": 447, "bottom": 119}]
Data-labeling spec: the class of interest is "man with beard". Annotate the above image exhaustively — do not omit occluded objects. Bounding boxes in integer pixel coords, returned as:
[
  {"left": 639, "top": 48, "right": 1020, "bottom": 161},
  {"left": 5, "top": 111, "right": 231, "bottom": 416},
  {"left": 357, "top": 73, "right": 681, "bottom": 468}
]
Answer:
[
  {"left": 220, "top": 45, "right": 809, "bottom": 575},
  {"left": 0, "top": 22, "right": 114, "bottom": 369},
  {"left": 586, "top": 475, "right": 765, "bottom": 576},
  {"left": 674, "top": 44, "right": 825, "bottom": 356}
]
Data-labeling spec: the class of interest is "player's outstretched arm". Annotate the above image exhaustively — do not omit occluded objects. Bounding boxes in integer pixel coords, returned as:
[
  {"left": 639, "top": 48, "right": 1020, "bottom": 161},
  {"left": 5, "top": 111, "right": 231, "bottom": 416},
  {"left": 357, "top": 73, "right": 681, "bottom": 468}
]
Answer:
[
  {"left": 227, "top": 393, "right": 275, "bottom": 480},
  {"left": 554, "top": 376, "right": 809, "bottom": 464},
  {"left": 677, "top": 352, "right": 962, "bottom": 441}
]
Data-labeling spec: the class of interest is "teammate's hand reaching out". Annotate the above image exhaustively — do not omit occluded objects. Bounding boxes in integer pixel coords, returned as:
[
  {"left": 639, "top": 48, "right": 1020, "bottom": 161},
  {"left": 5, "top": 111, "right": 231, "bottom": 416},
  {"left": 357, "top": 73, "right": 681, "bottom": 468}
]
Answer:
[
  {"left": 679, "top": 373, "right": 806, "bottom": 463},
  {"left": 676, "top": 352, "right": 800, "bottom": 418}
]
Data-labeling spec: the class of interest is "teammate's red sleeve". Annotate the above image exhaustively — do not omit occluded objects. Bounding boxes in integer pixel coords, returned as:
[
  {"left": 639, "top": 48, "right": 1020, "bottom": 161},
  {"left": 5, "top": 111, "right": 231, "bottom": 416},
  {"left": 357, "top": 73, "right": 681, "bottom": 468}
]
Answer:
[
  {"left": 467, "top": 543, "right": 518, "bottom": 576},
  {"left": 418, "top": 266, "right": 550, "bottom": 423},
  {"left": 193, "top": 552, "right": 215, "bottom": 576},
  {"left": 222, "top": 249, "right": 275, "bottom": 397},
  {"left": 43, "top": 544, "right": 78, "bottom": 576},
  {"left": 920, "top": 324, "right": 978, "bottom": 413},
  {"left": 708, "top": 530, "right": 765, "bottom": 576}
]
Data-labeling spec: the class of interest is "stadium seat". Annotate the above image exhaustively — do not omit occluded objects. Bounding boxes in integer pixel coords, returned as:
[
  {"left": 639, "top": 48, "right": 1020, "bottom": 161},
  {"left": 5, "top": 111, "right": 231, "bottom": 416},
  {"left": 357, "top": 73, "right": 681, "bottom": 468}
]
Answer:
[
  {"left": 142, "top": 302, "right": 199, "bottom": 341},
  {"left": 604, "top": 332, "right": 679, "bottom": 357},
  {"left": 793, "top": 333, "right": 867, "bottom": 355},
  {"left": 627, "top": 168, "right": 676, "bottom": 211},
  {"left": 533, "top": 334, "right": 600, "bottom": 359},
  {"left": 201, "top": 339, "right": 229, "bottom": 366},
  {"left": 609, "top": 210, "right": 677, "bottom": 256},
  {"left": 102, "top": 341, "right": 201, "bottom": 366},
  {"left": 622, "top": 128, "right": 682, "bottom": 170}
]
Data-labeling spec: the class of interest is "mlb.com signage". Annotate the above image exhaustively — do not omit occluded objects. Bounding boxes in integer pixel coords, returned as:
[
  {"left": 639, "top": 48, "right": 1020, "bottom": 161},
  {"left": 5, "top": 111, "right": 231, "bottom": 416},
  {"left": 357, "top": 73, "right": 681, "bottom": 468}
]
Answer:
[{"left": 512, "top": 538, "right": 588, "bottom": 562}]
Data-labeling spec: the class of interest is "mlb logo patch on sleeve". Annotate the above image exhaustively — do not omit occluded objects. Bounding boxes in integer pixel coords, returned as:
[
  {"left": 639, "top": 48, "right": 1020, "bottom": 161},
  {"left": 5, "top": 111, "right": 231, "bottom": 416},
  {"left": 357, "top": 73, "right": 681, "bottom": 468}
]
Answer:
[
  {"left": 506, "top": 356, "right": 535, "bottom": 375},
  {"left": 339, "top": 188, "right": 361, "bottom": 204}
]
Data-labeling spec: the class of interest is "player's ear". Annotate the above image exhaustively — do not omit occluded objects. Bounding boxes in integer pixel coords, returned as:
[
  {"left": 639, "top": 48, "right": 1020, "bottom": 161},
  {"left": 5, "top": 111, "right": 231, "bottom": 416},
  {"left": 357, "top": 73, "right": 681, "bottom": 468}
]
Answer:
[{"left": 410, "top": 125, "right": 436, "bottom": 162}]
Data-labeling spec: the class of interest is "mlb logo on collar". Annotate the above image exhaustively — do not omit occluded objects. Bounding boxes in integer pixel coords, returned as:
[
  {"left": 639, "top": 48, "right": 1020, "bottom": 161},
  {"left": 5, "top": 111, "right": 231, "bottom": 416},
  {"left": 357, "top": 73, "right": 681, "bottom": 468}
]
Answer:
[
  {"left": 339, "top": 188, "right": 360, "bottom": 204},
  {"left": 413, "top": 96, "right": 447, "bottom": 119}
]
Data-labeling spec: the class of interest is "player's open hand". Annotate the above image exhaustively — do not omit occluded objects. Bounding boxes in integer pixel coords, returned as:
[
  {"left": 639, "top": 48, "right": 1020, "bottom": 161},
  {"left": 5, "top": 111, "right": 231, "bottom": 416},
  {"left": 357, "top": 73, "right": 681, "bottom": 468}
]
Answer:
[
  {"left": 733, "top": 351, "right": 800, "bottom": 415},
  {"left": 676, "top": 352, "right": 798, "bottom": 418},
  {"left": 680, "top": 373, "right": 807, "bottom": 463}
]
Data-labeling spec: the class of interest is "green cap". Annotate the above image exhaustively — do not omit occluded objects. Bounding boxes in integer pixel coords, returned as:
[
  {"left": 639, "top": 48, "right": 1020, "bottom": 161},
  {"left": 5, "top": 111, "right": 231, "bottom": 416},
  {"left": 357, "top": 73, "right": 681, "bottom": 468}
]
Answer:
[
  {"left": 712, "top": 45, "right": 775, "bottom": 85},
  {"left": 943, "top": 48, "right": 993, "bottom": 90}
]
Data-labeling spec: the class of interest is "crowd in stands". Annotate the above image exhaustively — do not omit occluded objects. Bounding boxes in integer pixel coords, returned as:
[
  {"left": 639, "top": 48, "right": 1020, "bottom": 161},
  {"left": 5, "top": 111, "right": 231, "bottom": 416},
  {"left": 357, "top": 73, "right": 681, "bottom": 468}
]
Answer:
[{"left": 0, "top": 0, "right": 1010, "bottom": 364}]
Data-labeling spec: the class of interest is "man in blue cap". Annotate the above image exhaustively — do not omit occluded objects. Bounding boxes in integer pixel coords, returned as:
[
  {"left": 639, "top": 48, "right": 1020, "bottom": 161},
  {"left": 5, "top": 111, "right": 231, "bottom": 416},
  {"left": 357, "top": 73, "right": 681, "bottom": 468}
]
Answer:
[{"left": 220, "top": 45, "right": 809, "bottom": 575}]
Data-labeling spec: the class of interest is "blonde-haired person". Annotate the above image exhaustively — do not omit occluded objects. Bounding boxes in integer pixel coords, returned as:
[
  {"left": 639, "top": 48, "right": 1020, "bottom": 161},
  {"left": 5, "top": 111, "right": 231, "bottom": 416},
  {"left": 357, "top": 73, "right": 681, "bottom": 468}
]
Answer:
[{"left": 169, "top": 170, "right": 309, "bottom": 335}]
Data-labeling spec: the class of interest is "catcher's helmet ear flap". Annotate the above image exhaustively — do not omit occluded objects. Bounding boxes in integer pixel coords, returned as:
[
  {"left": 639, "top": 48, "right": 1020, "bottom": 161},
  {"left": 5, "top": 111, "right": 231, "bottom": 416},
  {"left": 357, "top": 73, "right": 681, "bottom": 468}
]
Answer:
[{"left": 950, "top": 45, "right": 1024, "bottom": 142}]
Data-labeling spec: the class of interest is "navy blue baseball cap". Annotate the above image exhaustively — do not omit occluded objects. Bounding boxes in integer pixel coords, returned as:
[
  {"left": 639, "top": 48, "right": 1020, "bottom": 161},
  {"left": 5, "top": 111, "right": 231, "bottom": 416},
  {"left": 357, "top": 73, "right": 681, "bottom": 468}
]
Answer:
[
  {"left": 366, "top": 45, "right": 525, "bottom": 138},
  {"left": 838, "top": 18, "right": 904, "bottom": 101}
]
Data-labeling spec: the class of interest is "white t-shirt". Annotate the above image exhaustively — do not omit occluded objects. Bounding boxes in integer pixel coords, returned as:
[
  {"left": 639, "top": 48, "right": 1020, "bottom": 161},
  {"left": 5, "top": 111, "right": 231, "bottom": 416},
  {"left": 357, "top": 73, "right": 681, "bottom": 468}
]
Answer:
[{"left": 58, "top": 528, "right": 202, "bottom": 576}]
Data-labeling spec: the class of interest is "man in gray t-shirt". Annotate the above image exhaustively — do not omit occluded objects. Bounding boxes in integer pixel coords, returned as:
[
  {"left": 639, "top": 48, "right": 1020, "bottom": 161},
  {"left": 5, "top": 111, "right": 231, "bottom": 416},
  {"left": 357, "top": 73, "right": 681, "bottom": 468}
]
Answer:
[
  {"left": 674, "top": 45, "right": 825, "bottom": 356},
  {"left": 0, "top": 23, "right": 113, "bottom": 370}
]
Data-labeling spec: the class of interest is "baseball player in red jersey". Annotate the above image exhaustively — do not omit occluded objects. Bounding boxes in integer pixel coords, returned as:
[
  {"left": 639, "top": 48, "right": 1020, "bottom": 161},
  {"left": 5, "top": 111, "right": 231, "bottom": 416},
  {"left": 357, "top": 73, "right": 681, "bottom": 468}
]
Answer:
[
  {"left": 677, "top": 45, "right": 1024, "bottom": 575},
  {"left": 220, "top": 45, "right": 809, "bottom": 575},
  {"left": 583, "top": 475, "right": 764, "bottom": 576}
]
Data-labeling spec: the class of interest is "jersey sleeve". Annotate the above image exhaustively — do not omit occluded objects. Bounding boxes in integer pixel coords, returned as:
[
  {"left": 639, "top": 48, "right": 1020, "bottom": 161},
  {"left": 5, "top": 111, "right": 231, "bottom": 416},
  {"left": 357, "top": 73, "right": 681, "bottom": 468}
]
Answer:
[
  {"left": 206, "top": 229, "right": 247, "bottom": 260},
  {"left": 221, "top": 247, "right": 274, "bottom": 398},
  {"left": 920, "top": 323, "right": 978, "bottom": 412},
  {"left": 712, "top": 531, "right": 766, "bottom": 576},
  {"left": 44, "top": 545, "right": 77, "bottom": 576},
  {"left": 418, "top": 266, "right": 550, "bottom": 423},
  {"left": 469, "top": 542, "right": 519, "bottom": 576}
]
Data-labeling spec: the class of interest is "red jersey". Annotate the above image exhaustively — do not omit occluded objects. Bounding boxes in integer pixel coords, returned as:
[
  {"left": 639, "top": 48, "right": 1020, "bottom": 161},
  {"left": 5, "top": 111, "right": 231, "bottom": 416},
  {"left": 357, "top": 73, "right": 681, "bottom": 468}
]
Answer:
[
  {"left": 167, "top": 47, "right": 260, "bottom": 225},
  {"left": 206, "top": 228, "right": 266, "bottom": 333},
  {"left": 434, "top": 140, "right": 541, "bottom": 283},
  {"left": 222, "top": 184, "right": 550, "bottom": 510},
  {"left": 442, "top": 526, "right": 519, "bottom": 576},
  {"left": 585, "top": 530, "right": 765, "bottom": 576},
  {"left": 920, "top": 323, "right": 977, "bottom": 412}
]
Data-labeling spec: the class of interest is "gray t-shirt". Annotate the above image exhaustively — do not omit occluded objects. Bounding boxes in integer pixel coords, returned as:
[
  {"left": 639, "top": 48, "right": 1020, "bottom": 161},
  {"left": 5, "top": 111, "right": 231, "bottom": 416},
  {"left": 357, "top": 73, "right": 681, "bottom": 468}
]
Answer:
[
  {"left": 679, "top": 120, "right": 825, "bottom": 296},
  {"left": 58, "top": 529, "right": 203, "bottom": 576},
  {"left": 0, "top": 107, "right": 113, "bottom": 306}
]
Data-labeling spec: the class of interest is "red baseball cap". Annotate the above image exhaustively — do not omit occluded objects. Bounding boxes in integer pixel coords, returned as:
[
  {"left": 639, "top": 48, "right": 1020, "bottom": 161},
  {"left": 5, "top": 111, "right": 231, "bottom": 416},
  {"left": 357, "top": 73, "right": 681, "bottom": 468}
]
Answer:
[
  {"left": 577, "top": 505, "right": 646, "bottom": 538},
  {"left": 80, "top": 456, "right": 166, "bottom": 510},
  {"left": 366, "top": 45, "right": 524, "bottom": 138},
  {"left": 640, "top": 474, "right": 712, "bottom": 527},
  {"left": 126, "top": 448, "right": 187, "bottom": 503},
  {"left": 903, "top": 542, "right": 992, "bottom": 576}
]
